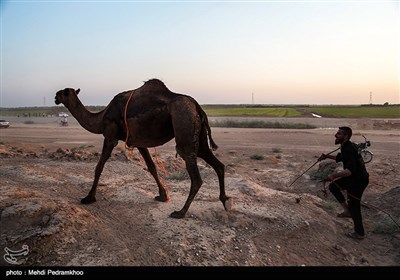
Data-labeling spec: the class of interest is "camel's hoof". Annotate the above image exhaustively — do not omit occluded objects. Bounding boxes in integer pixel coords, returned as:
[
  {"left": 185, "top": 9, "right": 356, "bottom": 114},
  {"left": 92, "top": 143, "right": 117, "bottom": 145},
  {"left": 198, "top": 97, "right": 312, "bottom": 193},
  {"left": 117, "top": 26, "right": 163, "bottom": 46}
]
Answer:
[
  {"left": 170, "top": 211, "right": 185, "bottom": 219},
  {"left": 223, "top": 197, "right": 233, "bottom": 211},
  {"left": 155, "top": 195, "right": 169, "bottom": 202},
  {"left": 81, "top": 196, "right": 96, "bottom": 204}
]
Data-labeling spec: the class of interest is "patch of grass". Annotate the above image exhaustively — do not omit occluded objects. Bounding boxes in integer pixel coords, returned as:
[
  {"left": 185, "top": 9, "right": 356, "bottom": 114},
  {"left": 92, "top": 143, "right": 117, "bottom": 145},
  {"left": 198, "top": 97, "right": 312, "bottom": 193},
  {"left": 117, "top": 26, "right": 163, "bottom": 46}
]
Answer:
[
  {"left": 250, "top": 154, "right": 264, "bottom": 160},
  {"left": 310, "top": 163, "right": 337, "bottom": 181},
  {"left": 371, "top": 217, "right": 400, "bottom": 234},
  {"left": 322, "top": 200, "right": 337, "bottom": 211},
  {"left": 11, "top": 146, "right": 23, "bottom": 153},
  {"left": 210, "top": 119, "right": 316, "bottom": 129},
  {"left": 168, "top": 170, "right": 188, "bottom": 181},
  {"left": 303, "top": 105, "right": 400, "bottom": 118},
  {"left": 272, "top": 148, "right": 282, "bottom": 153},
  {"left": 271, "top": 148, "right": 282, "bottom": 159},
  {"left": 204, "top": 107, "right": 302, "bottom": 117}
]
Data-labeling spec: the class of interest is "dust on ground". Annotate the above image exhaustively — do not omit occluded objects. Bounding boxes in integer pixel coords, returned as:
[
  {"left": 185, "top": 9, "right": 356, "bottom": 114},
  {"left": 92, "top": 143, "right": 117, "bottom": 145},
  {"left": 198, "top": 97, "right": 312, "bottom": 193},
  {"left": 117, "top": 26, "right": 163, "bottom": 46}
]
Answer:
[{"left": 0, "top": 119, "right": 399, "bottom": 267}]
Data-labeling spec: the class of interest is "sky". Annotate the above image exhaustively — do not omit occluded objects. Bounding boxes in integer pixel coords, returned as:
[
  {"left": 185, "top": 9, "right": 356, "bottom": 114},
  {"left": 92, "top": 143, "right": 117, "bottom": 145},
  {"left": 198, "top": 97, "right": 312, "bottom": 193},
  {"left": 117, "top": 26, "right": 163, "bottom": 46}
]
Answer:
[{"left": 1, "top": 0, "right": 399, "bottom": 107}]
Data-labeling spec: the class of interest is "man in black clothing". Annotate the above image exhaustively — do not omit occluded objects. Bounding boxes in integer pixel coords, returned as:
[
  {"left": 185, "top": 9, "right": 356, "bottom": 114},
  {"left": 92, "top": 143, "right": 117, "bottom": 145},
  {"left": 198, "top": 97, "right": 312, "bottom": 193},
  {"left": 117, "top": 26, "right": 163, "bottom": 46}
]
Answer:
[{"left": 318, "top": 126, "right": 369, "bottom": 240}]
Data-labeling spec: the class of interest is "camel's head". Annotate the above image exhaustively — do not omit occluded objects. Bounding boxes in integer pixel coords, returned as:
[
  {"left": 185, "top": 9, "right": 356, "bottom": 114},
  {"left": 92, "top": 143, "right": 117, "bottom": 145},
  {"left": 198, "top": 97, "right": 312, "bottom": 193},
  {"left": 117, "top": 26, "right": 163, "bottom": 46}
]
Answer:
[{"left": 55, "top": 88, "right": 80, "bottom": 106}]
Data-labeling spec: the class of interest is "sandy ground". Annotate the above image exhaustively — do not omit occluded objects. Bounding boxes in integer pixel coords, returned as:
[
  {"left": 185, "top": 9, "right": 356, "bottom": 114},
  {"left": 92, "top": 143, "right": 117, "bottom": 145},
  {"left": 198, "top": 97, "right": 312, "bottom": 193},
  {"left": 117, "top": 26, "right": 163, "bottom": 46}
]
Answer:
[{"left": 0, "top": 116, "right": 399, "bottom": 269}]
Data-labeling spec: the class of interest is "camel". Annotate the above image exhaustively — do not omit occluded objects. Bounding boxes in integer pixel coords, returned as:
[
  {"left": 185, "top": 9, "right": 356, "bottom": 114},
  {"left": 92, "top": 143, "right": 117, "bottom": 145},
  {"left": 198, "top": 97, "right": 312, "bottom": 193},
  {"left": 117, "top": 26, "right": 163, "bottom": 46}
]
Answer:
[{"left": 55, "top": 79, "right": 232, "bottom": 218}]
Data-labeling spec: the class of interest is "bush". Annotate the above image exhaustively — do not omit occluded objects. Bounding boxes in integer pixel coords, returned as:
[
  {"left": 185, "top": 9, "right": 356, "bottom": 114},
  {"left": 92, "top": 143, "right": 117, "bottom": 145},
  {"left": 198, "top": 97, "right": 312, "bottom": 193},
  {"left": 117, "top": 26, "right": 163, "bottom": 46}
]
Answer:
[
  {"left": 372, "top": 216, "right": 400, "bottom": 234},
  {"left": 250, "top": 154, "right": 264, "bottom": 160},
  {"left": 272, "top": 147, "right": 282, "bottom": 153},
  {"left": 310, "top": 162, "right": 338, "bottom": 181},
  {"left": 168, "top": 170, "right": 188, "bottom": 180}
]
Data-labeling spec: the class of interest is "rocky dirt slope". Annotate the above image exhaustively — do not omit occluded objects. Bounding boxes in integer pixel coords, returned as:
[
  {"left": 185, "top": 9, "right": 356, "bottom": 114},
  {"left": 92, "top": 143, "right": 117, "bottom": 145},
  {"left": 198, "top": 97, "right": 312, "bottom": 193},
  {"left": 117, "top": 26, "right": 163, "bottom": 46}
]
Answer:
[{"left": 1, "top": 142, "right": 399, "bottom": 267}]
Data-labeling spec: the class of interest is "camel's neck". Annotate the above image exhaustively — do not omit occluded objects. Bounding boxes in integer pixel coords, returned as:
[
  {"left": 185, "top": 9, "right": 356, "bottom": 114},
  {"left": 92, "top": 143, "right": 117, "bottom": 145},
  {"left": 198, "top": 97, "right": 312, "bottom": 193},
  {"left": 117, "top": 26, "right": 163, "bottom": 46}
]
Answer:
[{"left": 66, "top": 97, "right": 105, "bottom": 134}]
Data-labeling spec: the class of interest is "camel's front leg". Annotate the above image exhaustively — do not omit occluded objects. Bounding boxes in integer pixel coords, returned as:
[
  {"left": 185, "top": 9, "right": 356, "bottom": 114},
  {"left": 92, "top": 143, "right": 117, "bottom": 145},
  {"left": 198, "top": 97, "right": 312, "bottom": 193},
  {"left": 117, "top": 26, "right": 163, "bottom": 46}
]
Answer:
[
  {"left": 81, "top": 138, "right": 115, "bottom": 204},
  {"left": 137, "top": 147, "right": 169, "bottom": 202}
]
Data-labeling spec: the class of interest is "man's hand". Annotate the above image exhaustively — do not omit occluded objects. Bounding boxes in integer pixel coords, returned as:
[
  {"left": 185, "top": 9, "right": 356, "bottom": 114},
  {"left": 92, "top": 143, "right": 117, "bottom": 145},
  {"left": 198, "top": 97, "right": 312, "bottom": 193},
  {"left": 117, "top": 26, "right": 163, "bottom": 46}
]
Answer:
[{"left": 326, "top": 174, "right": 335, "bottom": 181}]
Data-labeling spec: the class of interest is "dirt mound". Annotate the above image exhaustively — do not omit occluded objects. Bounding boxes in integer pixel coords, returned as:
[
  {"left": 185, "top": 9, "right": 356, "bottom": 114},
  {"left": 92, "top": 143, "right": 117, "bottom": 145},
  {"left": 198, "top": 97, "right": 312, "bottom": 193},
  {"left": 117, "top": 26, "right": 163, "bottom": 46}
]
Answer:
[{"left": 0, "top": 186, "right": 98, "bottom": 266}]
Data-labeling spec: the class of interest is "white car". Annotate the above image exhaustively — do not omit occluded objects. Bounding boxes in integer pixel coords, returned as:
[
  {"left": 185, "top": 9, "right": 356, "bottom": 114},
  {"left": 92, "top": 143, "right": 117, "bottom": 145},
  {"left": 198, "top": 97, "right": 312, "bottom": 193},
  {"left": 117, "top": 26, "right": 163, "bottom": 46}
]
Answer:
[
  {"left": 58, "top": 112, "right": 68, "bottom": 117},
  {"left": 0, "top": 119, "right": 10, "bottom": 128}
]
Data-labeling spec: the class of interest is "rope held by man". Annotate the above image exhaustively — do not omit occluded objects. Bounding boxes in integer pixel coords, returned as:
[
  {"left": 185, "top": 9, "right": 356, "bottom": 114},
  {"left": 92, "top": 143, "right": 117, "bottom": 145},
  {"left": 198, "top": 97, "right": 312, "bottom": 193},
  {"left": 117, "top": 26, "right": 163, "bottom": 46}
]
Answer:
[{"left": 287, "top": 147, "right": 340, "bottom": 188}]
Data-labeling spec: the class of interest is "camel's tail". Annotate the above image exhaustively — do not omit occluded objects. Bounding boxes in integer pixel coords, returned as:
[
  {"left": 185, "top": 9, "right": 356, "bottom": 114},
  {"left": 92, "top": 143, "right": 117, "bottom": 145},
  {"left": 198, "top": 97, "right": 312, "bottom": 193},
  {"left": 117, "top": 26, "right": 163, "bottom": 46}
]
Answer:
[{"left": 195, "top": 102, "right": 218, "bottom": 151}]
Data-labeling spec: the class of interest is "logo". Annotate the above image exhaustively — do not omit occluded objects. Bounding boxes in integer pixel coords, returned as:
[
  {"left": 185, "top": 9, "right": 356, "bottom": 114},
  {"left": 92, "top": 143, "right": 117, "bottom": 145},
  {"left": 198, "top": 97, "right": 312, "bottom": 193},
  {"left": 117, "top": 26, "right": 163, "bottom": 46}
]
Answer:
[{"left": 4, "top": 245, "right": 29, "bottom": 265}]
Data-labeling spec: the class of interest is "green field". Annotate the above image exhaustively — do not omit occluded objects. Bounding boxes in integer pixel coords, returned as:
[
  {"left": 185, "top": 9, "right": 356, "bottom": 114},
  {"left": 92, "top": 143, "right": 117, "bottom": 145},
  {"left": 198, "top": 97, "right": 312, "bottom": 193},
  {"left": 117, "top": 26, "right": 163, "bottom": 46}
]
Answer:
[
  {"left": 1, "top": 104, "right": 399, "bottom": 118},
  {"left": 203, "top": 107, "right": 301, "bottom": 117},
  {"left": 202, "top": 105, "right": 400, "bottom": 118},
  {"left": 302, "top": 106, "right": 400, "bottom": 118}
]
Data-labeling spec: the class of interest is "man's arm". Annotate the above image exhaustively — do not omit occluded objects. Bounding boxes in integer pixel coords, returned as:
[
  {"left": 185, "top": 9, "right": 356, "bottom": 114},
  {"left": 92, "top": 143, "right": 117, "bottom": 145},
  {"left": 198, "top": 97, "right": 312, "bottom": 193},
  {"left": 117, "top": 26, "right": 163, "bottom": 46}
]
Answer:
[{"left": 318, "top": 153, "right": 337, "bottom": 161}]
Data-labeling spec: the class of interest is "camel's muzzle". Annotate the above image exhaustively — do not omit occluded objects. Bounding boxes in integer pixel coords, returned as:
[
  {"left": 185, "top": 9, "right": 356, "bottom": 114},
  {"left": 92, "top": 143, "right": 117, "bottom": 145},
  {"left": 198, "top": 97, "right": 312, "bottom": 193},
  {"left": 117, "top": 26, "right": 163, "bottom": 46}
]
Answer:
[{"left": 55, "top": 97, "right": 60, "bottom": 105}]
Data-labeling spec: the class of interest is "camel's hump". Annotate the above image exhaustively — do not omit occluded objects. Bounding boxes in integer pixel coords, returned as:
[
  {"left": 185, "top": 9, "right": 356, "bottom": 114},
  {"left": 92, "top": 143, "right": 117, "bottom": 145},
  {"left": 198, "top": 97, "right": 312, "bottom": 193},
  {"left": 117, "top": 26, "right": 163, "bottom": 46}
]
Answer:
[{"left": 142, "top": 79, "right": 168, "bottom": 90}]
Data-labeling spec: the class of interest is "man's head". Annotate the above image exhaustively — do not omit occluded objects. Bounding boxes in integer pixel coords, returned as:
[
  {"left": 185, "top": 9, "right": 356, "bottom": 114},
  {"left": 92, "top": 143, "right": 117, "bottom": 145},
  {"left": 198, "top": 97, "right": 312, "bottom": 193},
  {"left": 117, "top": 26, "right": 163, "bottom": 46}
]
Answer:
[{"left": 335, "top": 126, "right": 352, "bottom": 145}]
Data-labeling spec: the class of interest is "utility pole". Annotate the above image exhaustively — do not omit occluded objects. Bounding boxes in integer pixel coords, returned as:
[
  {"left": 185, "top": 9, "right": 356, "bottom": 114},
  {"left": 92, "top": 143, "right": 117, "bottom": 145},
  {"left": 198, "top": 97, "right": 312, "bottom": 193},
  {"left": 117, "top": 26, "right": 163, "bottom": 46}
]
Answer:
[
  {"left": 369, "top": 92, "right": 372, "bottom": 105},
  {"left": 43, "top": 97, "right": 46, "bottom": 106},
  {"left": 252, "top": 92, "right": 254, "bottom": 105}
]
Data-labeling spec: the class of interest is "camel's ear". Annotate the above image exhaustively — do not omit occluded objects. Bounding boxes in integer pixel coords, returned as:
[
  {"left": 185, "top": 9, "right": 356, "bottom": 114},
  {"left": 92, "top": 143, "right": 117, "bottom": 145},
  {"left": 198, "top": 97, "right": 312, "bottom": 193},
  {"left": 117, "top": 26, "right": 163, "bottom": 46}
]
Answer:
[{"left": 76, "top": 88, "right": 80, "bottom": 95}]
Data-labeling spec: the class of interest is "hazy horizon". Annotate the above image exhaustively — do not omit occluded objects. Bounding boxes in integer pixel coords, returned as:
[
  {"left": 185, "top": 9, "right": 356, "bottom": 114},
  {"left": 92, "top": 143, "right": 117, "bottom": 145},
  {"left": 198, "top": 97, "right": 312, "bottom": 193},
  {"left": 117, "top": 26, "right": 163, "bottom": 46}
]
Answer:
[
  {"left": 1, "top": 1, "right": 399, "bottom": 107},
  {"left": 1, "top": 102, "right": 399, "bottom": 110}
]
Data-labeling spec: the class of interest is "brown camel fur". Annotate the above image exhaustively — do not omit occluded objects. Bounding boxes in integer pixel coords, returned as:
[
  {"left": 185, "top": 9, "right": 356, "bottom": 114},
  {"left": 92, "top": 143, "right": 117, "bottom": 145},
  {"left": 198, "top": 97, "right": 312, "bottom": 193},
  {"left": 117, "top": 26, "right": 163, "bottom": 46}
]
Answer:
[{"left": 55, "top": 79, "right": 232, "bottom": 218}]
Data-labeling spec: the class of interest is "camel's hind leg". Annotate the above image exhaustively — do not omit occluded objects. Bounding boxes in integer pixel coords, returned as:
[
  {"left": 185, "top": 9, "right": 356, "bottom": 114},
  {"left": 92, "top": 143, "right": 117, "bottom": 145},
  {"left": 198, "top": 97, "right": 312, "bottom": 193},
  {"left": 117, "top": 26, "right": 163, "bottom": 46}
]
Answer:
[
  {"left": 81, "top": 138, "right": 115, "bottom": 204},
  {"left": 198, "top": 134, "right": 232, "bottom": 212},
  {"left": 137, "top": 147, "right": 169, "bottom": 202},
  {"left": 170, "top": 152, "right": 203, "bottom": 219},
  {"left": 169, "top": 100, "right": 203, "bottom": 218}
]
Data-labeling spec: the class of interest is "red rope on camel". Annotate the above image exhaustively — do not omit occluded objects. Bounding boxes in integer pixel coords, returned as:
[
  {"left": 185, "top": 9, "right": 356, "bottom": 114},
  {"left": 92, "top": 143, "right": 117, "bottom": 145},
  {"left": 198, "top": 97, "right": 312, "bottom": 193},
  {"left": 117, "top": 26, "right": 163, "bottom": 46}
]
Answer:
[
  {"left": 124, "top": 90, "right": 135, "bottom": 151},
  {"left": 123, "top": 90, "right": 168, "bottom": 178}
]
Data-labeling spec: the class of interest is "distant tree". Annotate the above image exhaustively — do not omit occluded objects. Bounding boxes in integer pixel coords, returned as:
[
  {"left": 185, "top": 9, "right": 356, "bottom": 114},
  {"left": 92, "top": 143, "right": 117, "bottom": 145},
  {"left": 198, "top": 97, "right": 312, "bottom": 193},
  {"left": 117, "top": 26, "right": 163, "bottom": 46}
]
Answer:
[{"left": 383, "top": 102, "right": 389, "bottom": 106}]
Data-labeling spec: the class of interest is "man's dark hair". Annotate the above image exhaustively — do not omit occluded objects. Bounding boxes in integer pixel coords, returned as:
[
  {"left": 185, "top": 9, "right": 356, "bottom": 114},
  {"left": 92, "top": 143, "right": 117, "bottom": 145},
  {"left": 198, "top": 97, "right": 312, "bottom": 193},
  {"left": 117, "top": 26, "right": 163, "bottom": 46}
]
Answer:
[{"left": 339, "top": 126, "right": 352, "bottom": 139}]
